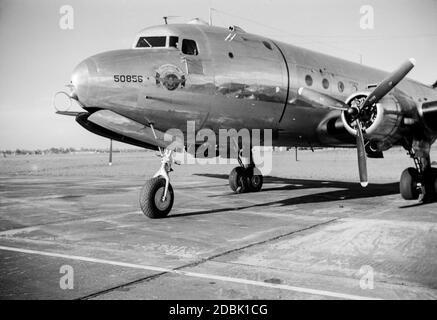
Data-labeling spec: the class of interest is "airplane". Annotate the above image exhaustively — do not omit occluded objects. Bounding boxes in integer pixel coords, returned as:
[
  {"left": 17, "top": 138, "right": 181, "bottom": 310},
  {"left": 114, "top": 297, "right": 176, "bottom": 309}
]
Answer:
[{"left": 55, "top": 18, "right": 437, "bottom": 219}]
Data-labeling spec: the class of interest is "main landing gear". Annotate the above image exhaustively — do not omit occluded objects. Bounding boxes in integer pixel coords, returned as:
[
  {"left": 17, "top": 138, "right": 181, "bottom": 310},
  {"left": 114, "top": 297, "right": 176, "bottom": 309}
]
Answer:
[
  {"left": 400, "top": 142, "right": 437, "bottom": 202},
  {"left": 228, "top": 149, "right": 263, "bottom": 194}
]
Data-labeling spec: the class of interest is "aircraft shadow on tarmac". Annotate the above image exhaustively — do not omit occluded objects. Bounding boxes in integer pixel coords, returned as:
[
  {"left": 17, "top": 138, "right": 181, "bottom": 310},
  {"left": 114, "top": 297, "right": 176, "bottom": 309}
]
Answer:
[{"left": 169, "top": 174, "right": 401, "bottom": 218}]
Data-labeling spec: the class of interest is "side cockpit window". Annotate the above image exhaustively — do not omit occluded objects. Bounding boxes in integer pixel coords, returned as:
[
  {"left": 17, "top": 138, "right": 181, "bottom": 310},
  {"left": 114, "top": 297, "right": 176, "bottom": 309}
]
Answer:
[
  {"left": 169, "top": 36, "right": 179, "bottom": 48},
  {"left": 136, "top": 36, "right": 166, "bottom": 48},
  {"left": 182, "top": 39, "right": 198, "bottom": 55}
]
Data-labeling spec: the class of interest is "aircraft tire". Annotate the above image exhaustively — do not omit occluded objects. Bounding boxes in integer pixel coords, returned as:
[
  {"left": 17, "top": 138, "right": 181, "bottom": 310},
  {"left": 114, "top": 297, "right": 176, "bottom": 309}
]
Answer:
[
  {"left": 245, "top": 167, "right": 263, "bottom": 192},
  {"left": 400, "top": 167, "right": 420, "bottom": 200},
  {"left": 139, "top": 177, "right": 174, "bottom": 218},
  {"left": 229, "top": 167, "right": 248, "bottom": 193}
]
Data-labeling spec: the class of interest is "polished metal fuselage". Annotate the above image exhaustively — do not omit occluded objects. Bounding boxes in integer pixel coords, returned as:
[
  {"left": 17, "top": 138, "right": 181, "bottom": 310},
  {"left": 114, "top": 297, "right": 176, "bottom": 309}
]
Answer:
[{"left": 71, "top": 23, "right": 437, "bottom": 149}]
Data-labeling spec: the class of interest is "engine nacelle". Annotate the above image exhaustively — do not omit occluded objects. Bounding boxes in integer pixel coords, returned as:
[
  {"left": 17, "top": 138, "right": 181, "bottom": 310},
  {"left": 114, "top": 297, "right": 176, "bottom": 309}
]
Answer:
[{"left": 341, "top": 91, "right": 403, "bottom": 151}]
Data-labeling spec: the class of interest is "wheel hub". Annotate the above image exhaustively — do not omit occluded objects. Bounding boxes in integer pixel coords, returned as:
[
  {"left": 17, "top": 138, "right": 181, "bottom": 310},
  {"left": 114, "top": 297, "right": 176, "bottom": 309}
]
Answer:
[{"left": 154, "top": 186, "right": 171, "bottom": 210}]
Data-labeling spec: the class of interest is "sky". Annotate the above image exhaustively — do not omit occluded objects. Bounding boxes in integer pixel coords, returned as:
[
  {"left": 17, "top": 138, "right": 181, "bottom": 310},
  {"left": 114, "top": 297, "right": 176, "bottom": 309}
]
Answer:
[{"left": 0, "top": 0, "right": 436, "bottom": 150}]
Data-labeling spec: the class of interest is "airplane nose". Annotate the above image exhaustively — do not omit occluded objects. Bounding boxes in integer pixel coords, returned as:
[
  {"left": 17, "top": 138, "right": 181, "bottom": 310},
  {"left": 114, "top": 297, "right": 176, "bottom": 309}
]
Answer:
[{"left": 71, "top": 58, "right": 95, "bottom": 103}]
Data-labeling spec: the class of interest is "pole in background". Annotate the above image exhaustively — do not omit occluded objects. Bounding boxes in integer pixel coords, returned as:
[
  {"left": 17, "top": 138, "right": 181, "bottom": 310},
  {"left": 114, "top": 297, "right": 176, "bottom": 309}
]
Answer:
[
  {"left": 295, "top": 146, "right": 298, "bottom": 162},
  {"left": 109, "top": 139, "right": 113, "bottom": 166},
  {"left": 209, "top": 7, "right": 213, "bottom": 26}
]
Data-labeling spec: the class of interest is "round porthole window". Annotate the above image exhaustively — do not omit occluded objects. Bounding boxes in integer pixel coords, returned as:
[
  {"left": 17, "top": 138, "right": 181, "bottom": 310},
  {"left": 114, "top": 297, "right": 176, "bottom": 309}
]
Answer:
[
  {"left": 338, "top": 81, "right": 344, "bottom": 92},
  {"left": 305, "top": 75, "right": 313, "bottom": 86},
  {"left": 322, "top": 78, "right": 329, "bottom": 89}
]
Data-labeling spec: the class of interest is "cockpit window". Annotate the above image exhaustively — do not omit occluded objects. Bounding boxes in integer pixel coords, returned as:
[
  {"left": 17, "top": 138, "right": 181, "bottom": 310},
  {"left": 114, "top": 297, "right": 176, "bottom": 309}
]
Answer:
[
  {"left": 182, "top": 39, "right": 198, "bottom": 55},
  {"left": 169, "top": 36, "right": 179, "bottom": 48},
  {"left": 136, "top": 36, "right": 166, "bottom": 48}
]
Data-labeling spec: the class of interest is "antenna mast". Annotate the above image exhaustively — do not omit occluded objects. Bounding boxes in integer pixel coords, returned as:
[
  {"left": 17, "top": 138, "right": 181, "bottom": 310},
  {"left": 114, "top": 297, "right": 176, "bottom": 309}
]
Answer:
[{"left": 209, "top": 7, "right": 213, "bottom": 26}]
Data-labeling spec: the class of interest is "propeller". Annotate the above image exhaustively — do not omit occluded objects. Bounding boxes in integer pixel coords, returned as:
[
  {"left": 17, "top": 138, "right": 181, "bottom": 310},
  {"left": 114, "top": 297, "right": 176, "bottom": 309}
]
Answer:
[
  {"left": 355, "top": 120, "right": 367, "bottom": 187},
  {"left": 298, "top": 58, "right": 416, "bottom": 187}
]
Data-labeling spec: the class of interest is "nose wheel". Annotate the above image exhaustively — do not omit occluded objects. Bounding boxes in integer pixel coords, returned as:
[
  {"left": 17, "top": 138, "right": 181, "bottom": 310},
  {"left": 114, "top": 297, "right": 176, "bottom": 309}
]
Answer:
[
  {"left": 139, "top": 148, "right": 176, "bottom": 219},
  {"left": 140, "top": 177, "right": 174, "bottom": 218}
]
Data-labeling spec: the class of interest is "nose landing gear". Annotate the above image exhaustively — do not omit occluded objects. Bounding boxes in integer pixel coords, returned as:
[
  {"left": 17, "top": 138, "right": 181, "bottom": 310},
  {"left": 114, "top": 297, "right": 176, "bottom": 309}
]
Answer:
[{"left": 140, "top": 149, "right": 176, "bottom": 219}]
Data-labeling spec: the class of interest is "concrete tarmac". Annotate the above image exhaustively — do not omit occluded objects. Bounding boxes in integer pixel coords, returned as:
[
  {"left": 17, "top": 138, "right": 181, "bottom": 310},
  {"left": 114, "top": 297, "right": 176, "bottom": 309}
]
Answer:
[{"left": 0, "top": 149, "right": 436, "bottom": 299}]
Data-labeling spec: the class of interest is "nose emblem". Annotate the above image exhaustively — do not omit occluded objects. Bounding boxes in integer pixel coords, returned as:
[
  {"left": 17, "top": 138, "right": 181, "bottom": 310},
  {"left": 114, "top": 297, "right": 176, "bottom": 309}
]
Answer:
[{"left": 155, "top": 64, "right": 186, "bottom": 91}]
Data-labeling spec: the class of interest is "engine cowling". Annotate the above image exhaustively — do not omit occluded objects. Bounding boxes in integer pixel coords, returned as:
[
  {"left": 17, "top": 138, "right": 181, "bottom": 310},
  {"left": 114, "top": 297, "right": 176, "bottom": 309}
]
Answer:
[
  {"left": 340, "top": 91, "right": 404, "bottom": 151},
  {"left": 419, "top": 100, "right": 437, "bottom": 133}
]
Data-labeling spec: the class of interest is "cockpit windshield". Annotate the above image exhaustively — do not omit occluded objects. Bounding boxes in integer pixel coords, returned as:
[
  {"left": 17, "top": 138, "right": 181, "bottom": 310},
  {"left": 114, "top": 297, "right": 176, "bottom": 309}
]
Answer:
[
  {"left": 136, "top": 36, "right": 167, "bottom": 48},
  {"left": 133, "top": 34, "right": 197, "bottom": 54}
]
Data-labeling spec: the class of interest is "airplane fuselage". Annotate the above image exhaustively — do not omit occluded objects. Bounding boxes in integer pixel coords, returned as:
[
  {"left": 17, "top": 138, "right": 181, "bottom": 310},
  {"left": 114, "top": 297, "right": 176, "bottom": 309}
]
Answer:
[{"left": 71, "top": 23, "right": 437, "bottom": 150}]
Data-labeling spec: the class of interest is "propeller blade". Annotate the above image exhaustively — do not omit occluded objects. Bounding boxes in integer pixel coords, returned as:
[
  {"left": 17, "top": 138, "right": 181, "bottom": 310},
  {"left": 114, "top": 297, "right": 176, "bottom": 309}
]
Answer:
[
  {"left": 298, "top": 87, "right": 349, "bottom": 111},
  {"left": 355, "top": 121, "right": 368, "bottom": 187},
  {"left": 361, "top": 58, "right": 416, "bottom": 109}
]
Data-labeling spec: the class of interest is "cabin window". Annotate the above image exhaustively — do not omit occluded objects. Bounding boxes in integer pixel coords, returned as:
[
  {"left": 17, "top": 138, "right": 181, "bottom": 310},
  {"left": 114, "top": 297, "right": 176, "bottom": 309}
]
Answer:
[
  {"left": 169, "top": 36, "right": 179, "bottom": 48},
  {"left": 338, "top": 81, "right": 344, "bottom": 92},
  {"left": 322, "top": 78, "right": 329, "bottom": 89},
  {"left": 263, "top": 41, "right": 272, "bottom": 50},
  {"left": 136, "top": 36, "right": 167, "bottom": 48},
  {"left": 182, "top": 39, "right": 198, "bottom": 55},
  {"left": 305, "top": 75, "right": 313, "bottom": 86}
]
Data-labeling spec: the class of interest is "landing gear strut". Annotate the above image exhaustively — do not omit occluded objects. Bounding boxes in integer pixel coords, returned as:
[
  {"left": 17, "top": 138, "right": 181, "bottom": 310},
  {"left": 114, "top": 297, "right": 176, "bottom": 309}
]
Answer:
[
  {"left": 400, "top": 142, "right": 437, "bottom": 202},
  {"left": 229, "top": 149, "right": 263, "bottom": 193}
]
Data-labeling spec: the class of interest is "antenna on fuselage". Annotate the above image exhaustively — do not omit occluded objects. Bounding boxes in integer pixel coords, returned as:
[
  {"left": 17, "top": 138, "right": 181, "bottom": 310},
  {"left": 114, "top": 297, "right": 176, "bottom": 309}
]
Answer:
[
  {"left": 163, "top": 16, "right": 180, "bottom": 25},
  {"left": 209, "top": 7, "right": 214, "bottom": 26}
]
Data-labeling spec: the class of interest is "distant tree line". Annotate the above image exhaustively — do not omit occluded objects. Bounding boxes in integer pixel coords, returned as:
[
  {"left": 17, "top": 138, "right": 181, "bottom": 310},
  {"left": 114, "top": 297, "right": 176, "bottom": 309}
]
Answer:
[{"left": 1, "top": 147, "right": 145, "bottom": 156}]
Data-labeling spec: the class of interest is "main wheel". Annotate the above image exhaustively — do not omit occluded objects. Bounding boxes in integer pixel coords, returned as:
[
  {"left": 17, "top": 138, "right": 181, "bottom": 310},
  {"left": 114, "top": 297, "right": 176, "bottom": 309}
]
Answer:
[
  {"left": 139, "top": 177, "right": 174, "bottom": 218},
  {"left": 229, "top": 167, "right": 248, "bottom": 193},
  {"left": 400, "top": 167, "right": 420, "bottom": 200},
  {"left": 246, "top": 167, "right": 263, "bottom": 192}
]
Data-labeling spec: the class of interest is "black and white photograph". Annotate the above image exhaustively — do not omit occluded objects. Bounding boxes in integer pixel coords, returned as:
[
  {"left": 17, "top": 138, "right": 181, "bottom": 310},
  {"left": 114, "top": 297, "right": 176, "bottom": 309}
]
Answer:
[{"left": 1, "top": 0, "right": 437, "bottom": 307}]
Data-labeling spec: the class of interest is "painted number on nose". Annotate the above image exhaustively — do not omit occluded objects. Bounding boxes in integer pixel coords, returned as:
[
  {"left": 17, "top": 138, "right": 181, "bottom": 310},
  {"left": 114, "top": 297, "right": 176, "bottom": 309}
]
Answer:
[{"left": 113, "top": 75, "right": 143, "bottom": 83}]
